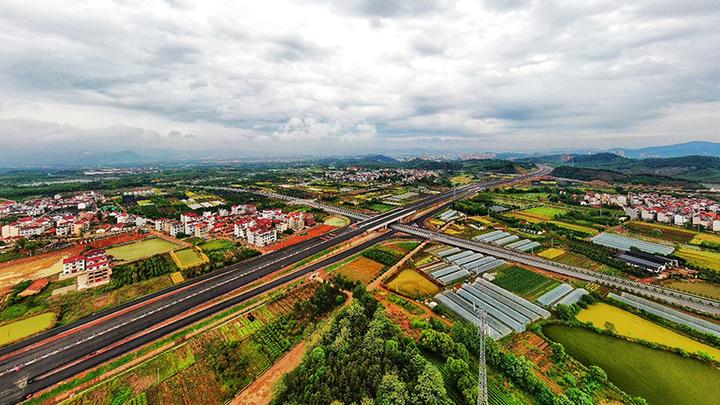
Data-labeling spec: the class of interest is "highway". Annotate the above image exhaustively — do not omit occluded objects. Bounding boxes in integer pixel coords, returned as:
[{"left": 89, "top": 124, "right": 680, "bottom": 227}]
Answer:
[{"left": 0, "top": 168, "right": 549, "bottom": 403}]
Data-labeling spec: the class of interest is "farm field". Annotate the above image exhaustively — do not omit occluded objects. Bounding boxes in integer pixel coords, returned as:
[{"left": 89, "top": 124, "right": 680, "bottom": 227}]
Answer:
[
  {"left": 450, "top": 174, "right": 473, "bottom": 185},
  {"left": 199, "top": 239, "right": 235, "bottom": 252},
  {"left": 334, "top": 256, "right": 384, "bottom": 284},
  {"left": 513, "top": 212, "right": 599, "bottom": 235},
  {"left": 577, "top": 303, "right": 720, "bottom": 360},
  {"left": 387, "top": 268, "right": 440, "bottom": 298},
  {"left": 107, "top": 238, "right": 179, "bottom": 262},
  {"left": 173, "top": 248, "right": 207, "bottom": 268},
  {"left": 537, "top": 248, "right": 565, "bottom": 259},
  {"left": 323, "top": 215, "right": 350, "bottom": 227},
  {"left": 0, "top": 312, "right": 55, "bottom": 346},
  {"left": 367, "top": 202, "right": 395, "bottom": 213},
  {"left": 625, "top": 221, "right": 696, "bottom": 243},
  {"left": 543, "top": 325, "right": 720, "bottom": 405},
  {"left": 516, "top": 206, "right": 566, "bottom": 219},
  {"left": 58, "top": 283, "right": 326, "bottom": 405},
  {"left": 676, "top": 246, "right": 720, "bottom": 271},
  {"left": 665, "top": 280, "right": 720, "bottom": 300},
  {"left": 491, "top": 266, "right": 558, "bottom": 299},
  {"left": 549, "top": 220, "right": 599, "bottom": 235},
  {"left": 691, "top": 231, "right": 720, "bottom": 245},
  {"left": 556, "top": 252, "right": 624, "bottom": 276}
]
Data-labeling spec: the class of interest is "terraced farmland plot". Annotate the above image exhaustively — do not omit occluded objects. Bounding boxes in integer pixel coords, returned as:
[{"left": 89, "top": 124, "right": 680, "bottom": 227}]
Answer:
[{"left": 491, "top": 266, "right": 559, "bottom": 300}]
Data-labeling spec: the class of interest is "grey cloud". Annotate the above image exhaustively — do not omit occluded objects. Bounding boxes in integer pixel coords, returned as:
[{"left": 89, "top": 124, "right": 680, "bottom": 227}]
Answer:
[{"left": 0, "top": 0, "right": 717, "bottom": 155}]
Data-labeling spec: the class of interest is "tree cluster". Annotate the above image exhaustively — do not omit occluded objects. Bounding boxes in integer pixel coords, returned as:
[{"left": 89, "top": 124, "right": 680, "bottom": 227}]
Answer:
[
  {"left": 109, "top": 254, "right": 178, "bottom": 289},
  {"left": 273, "top": 286, "right": 450, "bottom": 405}
]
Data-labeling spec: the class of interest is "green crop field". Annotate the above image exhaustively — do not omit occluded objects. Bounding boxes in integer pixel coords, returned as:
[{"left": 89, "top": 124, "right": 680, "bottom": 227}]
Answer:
[
  {"left": 199, "top": 239, "right": 235, "bottom": 252},
  {"left": 577, "top": 303, "right": 720, "bottom": 359},
  {"left": 174, "top": 248, "right": 207, "bottom": 268},
  {"left": 543, "top": 325, "right": 720, "bottom": 405},
  {"left": 107, "top": 238, "right": 179, "bottom": 262},
  {"left": 0, "top": 312, "right": 55, "bottom": 345},
  {"left": 549, "top": 220, "right": 600, "bottom": 235},
  {"left": 677, "top": 246, "right": 720, "bottom": 271},
  {"left": 491, "top": 266, "right": 558, "bottom": 299},
  {"left": 625, "top": 221, "right": 696, "bottom": 243},
  {"left": 517, "top": 206, "right": 567, "bottom": 219},
  {"left": 367, "top": 203, "right": 395, "bottom": 213}
]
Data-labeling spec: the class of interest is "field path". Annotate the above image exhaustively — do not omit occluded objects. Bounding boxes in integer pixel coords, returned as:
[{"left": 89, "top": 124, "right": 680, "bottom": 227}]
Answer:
[{"left": 231, "top": 340, "right": 307, "bottom": 405}]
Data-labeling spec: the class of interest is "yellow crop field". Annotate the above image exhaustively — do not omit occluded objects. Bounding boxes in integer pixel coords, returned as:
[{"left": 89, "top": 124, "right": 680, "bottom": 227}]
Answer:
[
  {"left": 538, "top": 248, "right": 566, "bottom": 259},
  {"left": 578, "top": 303, "right": 720, "bottom": 360},
  {"left": 0, "top": 313, "right": 56, "bottom": 345},
  {"left": 450, "top": 175, "right": 473, "bottom": 185},
  {"left": 388, "top": 269, "right": 440, "bottom": 298},
  {"left": 677, "top": 246, "right": 720, "bottom": 271},
  {"left": 170, "top": 271, "right": 185, "bottom": 284},
  {"left": 691, "top": 232, "right": 720, "bottom": 245},
  {"left": 173, "top": 247, "right": 208, "bottom": 269}
]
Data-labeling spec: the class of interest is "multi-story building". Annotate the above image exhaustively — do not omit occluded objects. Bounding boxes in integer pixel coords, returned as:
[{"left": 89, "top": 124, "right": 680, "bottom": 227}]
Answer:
[
  {"left": 247, "top": 228, "right": 277, "bottom": 247},
  {"left": 62, "top": 255, "right": 86, "bottom": 275}
]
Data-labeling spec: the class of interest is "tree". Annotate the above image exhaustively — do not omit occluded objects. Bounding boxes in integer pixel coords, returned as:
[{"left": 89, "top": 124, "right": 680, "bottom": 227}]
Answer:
[
  {"left": 445, "top": 357, "right": 469, "bottom": 383},
  {"left": 565, "top": 388, "right": 592, "bottom": 405},
  {"left": 555, "top": 304, "right": 579, "bottom": 321},
  {"left": 410, "top": 363, "right": 448, "bottom": 405},
  {"left": 586, "top": 365, "right": 607, "bottom": 384},
  {"left": 376, "top": 373, "right": 408, "bottom": 405},
  {"left": 550, "top": 342, "right": 566, "bottom": 363}
]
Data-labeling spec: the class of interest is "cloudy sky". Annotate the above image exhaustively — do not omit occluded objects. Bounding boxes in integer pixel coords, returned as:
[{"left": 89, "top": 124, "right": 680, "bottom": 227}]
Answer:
[{"left": 0, "top": 0, "right": 718, "bottom": 159}]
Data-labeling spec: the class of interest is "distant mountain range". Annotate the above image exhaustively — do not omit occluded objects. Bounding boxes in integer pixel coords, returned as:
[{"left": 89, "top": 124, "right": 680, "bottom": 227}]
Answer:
[
  {"left": 611, "top": 141, "right": 720, "bottom": 158},
  {"left": 2, "top": 140, "right": 719, "bottom": 168}
]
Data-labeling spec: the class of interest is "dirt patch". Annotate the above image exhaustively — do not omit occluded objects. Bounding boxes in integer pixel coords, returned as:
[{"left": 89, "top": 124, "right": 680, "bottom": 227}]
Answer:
[
  {"left": 268, "top": 225, "right": 336, "bottom": 251},
  {"left": 0, "top": 246, "right": 83, "bottom": 294},
  {"left": 505, "top": 332, "right": 563, "bottom": 394}
]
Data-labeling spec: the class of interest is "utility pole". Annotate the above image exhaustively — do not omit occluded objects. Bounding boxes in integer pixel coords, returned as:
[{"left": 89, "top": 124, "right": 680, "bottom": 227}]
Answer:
[{"left": 473, "top": 304, "right": 488, "bottom": 405}]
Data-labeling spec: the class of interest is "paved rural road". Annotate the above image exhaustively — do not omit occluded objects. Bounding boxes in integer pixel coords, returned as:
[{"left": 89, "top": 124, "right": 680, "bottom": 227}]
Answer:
[{"left": 0, "top": 168, "right": 548, "bottom": 403}]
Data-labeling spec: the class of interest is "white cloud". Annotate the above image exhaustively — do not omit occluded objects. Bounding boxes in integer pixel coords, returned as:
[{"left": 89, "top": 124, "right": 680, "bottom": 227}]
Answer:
[{"left": 0, "top": 0, "right": 717, "bottom": 158}]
